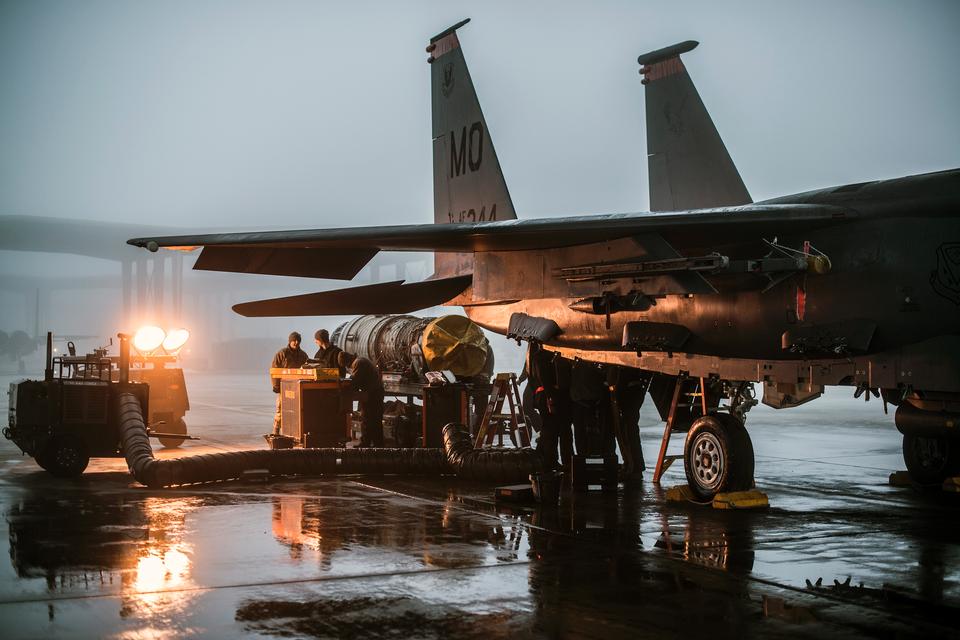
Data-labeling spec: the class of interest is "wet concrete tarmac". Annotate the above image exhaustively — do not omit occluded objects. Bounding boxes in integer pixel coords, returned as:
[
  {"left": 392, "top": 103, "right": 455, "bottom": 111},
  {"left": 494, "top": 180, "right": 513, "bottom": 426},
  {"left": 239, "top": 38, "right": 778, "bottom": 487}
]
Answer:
[{"left": 1, "top": 371, "right": 958, "bottom": 638}]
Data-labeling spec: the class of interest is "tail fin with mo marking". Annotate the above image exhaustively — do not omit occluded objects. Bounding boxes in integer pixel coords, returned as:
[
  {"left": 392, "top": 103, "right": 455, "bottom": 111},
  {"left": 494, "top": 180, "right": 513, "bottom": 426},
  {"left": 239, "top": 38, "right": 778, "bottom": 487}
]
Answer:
[{"left": 428, "top": 19, "right": 515, "bottom": 278}]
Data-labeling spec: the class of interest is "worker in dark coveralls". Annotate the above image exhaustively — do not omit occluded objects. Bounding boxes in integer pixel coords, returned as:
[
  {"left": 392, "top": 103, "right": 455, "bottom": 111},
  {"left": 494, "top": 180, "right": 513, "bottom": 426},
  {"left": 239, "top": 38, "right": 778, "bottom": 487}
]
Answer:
[
  {"left": 271, "top": 332, "right": 309, "bottom": 434},
  {"left": 569, "top": 360, "right": 616, "bottom": 457},
  {"left": 529, "top": 344, "right": 573, "bottom": 471},
  {"left": 313, "top": 329, "right": 344, "bottom": 375},
  {"left": 339, "top": 352, "right": 384, "bottom": 447},
  {"left": 609, "top": 366, "right": 646, "bottom": 481}
]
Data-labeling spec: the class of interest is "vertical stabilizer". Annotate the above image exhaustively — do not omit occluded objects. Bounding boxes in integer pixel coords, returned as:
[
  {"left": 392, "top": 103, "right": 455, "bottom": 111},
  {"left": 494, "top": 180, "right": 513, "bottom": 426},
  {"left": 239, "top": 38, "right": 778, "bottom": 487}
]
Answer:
[
  {"left": 428, "top": 19, "right": 515, "bottom": 278},
  {"left": 639, "top": 41, "right": 751, "bottom": 211}
]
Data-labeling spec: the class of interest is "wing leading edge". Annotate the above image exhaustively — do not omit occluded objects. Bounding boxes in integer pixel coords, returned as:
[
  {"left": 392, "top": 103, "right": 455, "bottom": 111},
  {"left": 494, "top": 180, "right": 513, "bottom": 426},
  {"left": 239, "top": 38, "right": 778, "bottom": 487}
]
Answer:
[{"left": 129, "top": 204, "right": 853, "bottom": 278}]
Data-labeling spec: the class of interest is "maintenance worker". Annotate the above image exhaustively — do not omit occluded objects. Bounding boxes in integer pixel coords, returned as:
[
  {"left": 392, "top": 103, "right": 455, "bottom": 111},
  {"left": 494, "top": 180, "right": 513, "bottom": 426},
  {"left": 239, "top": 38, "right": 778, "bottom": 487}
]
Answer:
[
  {"left": 271, "top": 332, "right": 309, "bottom": 434},
  {"left": 529, "top": 343, "right": 573, "bottom": 471},
  {"left": 609, "top": 366, "right": 647, "bottom": 482},
  {"left": 553, "top": 355, "right": 575, "bottom": 470},
  {"left": 339, "top": 352, "right": 384, "bottom": 447},
  {"left": 569, "top": 359, "right": 616, "bottom": 457},
  {"left": 313, "top": 329, "right": 344, "bottom": 375}
]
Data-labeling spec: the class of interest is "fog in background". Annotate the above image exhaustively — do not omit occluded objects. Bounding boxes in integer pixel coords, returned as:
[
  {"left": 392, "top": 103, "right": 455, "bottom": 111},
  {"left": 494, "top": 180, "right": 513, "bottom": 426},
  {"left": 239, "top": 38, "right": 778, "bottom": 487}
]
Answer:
[{"left": 1, "top": 0, "right": 958, "bottom": 370}]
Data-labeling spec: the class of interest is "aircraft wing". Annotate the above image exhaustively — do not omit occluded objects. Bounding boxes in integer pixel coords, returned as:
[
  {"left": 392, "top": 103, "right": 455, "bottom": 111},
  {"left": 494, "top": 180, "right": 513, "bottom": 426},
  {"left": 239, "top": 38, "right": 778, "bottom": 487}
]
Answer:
[
  {"left": 129, "top": 203, "right": 854, "bottom": 280},
  {"left": 232, "top": 276, "right": 473, "bottom": 317}
]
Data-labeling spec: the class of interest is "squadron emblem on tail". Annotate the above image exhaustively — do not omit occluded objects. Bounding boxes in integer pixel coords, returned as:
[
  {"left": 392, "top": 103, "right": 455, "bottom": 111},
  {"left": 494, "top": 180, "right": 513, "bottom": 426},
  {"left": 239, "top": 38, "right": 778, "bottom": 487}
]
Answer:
[
  {"left": 441, "top": 62, "right": 455, "bottom": 97},
  {"left": 931, "top": 242, "right": 960, "bottom": 304}
]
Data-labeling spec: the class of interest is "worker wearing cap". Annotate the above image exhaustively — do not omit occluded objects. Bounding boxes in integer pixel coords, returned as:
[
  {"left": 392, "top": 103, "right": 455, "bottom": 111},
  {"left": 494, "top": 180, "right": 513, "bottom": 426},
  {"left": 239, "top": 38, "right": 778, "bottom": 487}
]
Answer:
[
  {"left": 313, "top": 329, "right": 344, "bottom": 375},
  {"left": 340, "top": 352, "right": 384, "bottom": 447},
  {"left": 271, "top": 332, "right": 309, "bottom": 434}
]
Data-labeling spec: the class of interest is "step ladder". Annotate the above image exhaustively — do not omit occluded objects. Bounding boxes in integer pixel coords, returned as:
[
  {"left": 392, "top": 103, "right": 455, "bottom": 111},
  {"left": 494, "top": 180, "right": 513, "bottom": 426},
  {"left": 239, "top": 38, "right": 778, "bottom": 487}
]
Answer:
[
  {"left": 474, "top": 373, "right": 531, "bottom": 448},
  {"left": 652, "top": 376, "right": 710, "bottom": 484}
]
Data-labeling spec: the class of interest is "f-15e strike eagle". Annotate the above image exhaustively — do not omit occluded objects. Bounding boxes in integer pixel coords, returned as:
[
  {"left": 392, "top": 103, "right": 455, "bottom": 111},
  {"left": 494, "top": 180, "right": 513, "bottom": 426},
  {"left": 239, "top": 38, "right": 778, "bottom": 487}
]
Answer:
[{"left": 131, "top": 19, "right": 960, "bottom": 498}]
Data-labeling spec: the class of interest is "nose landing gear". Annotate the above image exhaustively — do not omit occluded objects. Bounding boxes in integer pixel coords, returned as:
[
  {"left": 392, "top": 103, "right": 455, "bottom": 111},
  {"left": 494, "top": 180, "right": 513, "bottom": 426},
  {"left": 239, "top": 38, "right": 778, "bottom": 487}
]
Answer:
[
  {"left": 652, "top": 375, "right": 757, "bottom": 501},
  {"left": 684, "top": 413, "right": 755, "bottom": 501}
]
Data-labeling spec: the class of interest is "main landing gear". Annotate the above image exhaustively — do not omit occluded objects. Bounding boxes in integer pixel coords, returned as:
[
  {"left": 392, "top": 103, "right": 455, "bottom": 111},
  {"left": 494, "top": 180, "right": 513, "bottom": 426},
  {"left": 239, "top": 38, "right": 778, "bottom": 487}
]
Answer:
[
  {"left": 893, "top": 393, "right": 960, "bottom": 487},
  {"left": 901, "top": 434, "right": 960, "bottom": 487}
]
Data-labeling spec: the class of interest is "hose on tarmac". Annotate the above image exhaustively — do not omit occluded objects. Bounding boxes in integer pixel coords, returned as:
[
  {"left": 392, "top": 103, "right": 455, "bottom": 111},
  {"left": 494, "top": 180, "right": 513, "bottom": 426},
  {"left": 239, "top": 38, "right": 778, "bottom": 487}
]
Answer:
[
  {"left": 117, "top": 393, "right": 540, "bottom": 488},
  {"left": 441, "top": 422, "right": 543, "bottom": 483}
]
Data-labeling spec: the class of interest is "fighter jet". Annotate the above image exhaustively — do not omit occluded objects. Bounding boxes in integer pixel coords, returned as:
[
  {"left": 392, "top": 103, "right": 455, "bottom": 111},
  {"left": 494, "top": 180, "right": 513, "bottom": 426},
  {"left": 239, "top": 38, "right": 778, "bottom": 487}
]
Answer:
[{"left": 130, "top": 19, "right": 960, "bottom": 498}]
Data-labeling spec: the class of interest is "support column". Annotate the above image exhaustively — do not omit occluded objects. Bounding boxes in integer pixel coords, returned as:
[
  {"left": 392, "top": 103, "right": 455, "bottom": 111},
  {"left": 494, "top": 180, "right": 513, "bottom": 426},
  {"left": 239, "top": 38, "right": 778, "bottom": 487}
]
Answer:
[
  {"left": 33, "top": 288, "right": 40, "bottom": 339},
  {"left": 135, "top": 257, "right": 147, "bottom": 322},
  {"left": 121, "top": 258, "right": 132, "bottom": 328},
  {"left": 153, "top": 255, "right": 165, "bottom": 322},
  {"left": 171, "top": 253, "right": 183, "bottom": 322}
]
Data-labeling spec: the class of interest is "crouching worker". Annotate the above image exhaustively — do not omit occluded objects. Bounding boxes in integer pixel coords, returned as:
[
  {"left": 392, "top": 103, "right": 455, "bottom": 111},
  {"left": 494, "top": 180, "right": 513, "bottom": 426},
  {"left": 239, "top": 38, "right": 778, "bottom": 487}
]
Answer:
[
  {"left": 340, "top": 352, "right": 384, "bottom": 447},
  {"left": 271, "top": 332, "right": 309, "bottom": 434}
]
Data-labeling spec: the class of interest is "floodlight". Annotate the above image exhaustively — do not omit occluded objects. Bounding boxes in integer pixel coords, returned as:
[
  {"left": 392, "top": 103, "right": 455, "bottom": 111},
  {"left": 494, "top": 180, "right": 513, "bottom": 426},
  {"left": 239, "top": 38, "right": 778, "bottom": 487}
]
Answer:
[
  {"left": 133, "top": 326, "right": 166, "bottom": 353},
  {"left": 162, "top": 328, "right": 190, "bottom": 353}
]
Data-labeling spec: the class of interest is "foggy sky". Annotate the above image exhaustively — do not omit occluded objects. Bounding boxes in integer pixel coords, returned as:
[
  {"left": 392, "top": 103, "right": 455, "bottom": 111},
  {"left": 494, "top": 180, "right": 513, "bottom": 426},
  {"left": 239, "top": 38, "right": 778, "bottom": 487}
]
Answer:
[
  {"left": 1, "top": 0, "right": 958, "bottom": 352},
  {"left": 3, "top": 0, "right": 958, "bottom": 231}
]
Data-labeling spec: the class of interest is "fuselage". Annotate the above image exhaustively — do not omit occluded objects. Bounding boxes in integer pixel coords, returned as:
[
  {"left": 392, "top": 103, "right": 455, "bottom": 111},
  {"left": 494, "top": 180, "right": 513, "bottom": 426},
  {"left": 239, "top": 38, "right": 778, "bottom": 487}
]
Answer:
[{"left": 461, "top": 169, "right": 960, "bottom": 361}]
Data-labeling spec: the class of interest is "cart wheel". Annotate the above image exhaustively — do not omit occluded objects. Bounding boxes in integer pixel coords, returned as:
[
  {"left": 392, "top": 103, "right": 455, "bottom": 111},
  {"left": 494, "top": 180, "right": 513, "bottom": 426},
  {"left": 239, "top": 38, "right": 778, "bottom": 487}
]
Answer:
[
  {"left": 683, "top": 413, "right": 754, "bottom": 501},
  {"left": 159, "top": 417, "right": 188, "bottom": 449},
  {"left": 34, "top": 446, "right": 54, "bottom": 473},
  {"left": 38, "top": 435, "right": 90, "bottom": 478}
]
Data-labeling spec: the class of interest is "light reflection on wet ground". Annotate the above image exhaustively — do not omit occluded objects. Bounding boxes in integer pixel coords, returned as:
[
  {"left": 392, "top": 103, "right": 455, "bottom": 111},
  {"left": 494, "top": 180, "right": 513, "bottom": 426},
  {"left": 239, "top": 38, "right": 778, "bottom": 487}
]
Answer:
[{"left": 1, "top": 372, "right": 958, "bottom": 638}]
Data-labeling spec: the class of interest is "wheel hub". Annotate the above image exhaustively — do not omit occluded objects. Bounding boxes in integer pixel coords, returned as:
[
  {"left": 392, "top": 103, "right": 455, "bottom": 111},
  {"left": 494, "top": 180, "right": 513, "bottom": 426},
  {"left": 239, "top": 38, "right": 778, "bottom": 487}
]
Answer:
[
  {"left": 692, "top": 432, "right": 724, "bottom": 491},
  {"left": 56, "top": 446, "right": 78, "bottom": 468}
]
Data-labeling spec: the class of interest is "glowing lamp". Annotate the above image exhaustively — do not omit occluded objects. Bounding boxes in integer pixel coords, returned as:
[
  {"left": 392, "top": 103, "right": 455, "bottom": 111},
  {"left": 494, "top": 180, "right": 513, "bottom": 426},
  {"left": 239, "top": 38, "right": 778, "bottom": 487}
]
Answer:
[
  {"left": 133, "top": 326, "right": 166, "bottom": 353},
  {"left": 162, "top": 328, "right": 190, "bottom": 353}
]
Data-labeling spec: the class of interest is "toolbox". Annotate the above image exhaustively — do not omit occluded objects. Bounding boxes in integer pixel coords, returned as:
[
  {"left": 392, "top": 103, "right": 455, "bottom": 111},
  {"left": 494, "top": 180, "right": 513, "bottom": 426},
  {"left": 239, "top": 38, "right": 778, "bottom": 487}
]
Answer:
[{"left": 571, "top": 454, "right": 619, "bottom": 492}]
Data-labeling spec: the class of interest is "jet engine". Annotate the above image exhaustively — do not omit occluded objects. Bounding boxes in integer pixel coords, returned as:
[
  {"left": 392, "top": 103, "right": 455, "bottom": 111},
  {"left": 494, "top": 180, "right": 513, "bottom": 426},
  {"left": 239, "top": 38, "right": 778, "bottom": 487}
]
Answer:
[{"left": 331, "top": 314, "right": 492, "bottom": 381}]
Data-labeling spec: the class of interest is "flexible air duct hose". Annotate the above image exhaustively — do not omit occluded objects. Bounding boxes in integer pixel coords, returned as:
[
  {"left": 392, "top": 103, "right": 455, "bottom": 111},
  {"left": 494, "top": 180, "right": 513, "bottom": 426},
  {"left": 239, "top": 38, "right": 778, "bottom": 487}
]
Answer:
[
  {"left": 441, "top": 422, "right": 543, "bottom": 484},
  {"left": 117, "top": 393, "right": 540, "bottom": 488}
]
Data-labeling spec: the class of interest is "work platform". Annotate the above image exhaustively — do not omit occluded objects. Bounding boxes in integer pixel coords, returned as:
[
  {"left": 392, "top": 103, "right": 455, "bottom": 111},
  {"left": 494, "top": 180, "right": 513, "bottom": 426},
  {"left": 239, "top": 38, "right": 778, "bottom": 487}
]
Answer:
[{"left": 271, "top": 367, "right": 491, "bottom": 449}]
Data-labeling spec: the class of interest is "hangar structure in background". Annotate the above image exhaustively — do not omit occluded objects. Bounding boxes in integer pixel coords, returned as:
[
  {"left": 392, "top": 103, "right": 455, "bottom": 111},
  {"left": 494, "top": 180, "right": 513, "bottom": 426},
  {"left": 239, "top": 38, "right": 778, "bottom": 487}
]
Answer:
[
  {"left": 0, "top": 216, "right": 185, "bottom": 329},
  {"left": 131, "top": 19, "right": 960, "bottom": 498},
  {"left": 0, "top": 215, "right": 430, "bottom": 350}
]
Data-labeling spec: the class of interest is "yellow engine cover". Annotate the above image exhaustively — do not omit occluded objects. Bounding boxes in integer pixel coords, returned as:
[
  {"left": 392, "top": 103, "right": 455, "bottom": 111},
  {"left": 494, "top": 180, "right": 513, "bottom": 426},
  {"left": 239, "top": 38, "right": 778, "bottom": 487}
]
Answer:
[{"left": 421, "top": 315, "right": 490, "bottom": 377}]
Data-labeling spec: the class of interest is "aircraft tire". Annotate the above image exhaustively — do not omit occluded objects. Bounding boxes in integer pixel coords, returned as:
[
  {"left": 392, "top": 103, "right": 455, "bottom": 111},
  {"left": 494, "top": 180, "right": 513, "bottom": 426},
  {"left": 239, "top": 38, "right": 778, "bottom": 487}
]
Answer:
[
  {"left": 902, "top": 434, "right": 960, "bottom": 487},
  {"left": 159, "top": 417, "right": 188, "bottom": 449},
  {"left": 684, "top": 414, "right": 754, "bottom": 501},
  {"left": 38, "top": 435, "right": 90, "bottom": 478}
]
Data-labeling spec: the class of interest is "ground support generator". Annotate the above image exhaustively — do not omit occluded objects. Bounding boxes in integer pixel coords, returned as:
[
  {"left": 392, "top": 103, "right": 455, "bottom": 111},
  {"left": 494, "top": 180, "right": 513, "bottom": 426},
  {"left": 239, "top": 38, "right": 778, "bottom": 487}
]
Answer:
[{"left": 3, "top": 333, "right": 177, "bottom": 477}]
